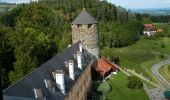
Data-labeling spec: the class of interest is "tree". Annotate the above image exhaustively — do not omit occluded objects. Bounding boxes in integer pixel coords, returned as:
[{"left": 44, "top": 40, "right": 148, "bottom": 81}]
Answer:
[
  {"left": 0, "top": 23, "right": 14, "bottom": 89},
  {"left": 143, "top": 17, "right": 152, "bottom": 24}
]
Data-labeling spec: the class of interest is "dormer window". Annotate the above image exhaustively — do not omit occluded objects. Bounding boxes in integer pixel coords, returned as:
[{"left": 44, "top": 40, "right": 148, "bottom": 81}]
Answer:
[
  {"left": 77, "top": 24, "right": 82, "bottom": 28},
  {"left": 33, "top": 89, "right": 43, "bottom": 99},
  {"left": 88, "top": 24, "right": 92, "bottom": 28}
]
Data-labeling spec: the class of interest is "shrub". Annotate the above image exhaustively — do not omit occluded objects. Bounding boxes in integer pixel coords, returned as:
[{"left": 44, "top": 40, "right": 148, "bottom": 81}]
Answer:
[
  {"left": 161, "top": 44, "right": 165, "bottom": 48},
  {"left": 160, "top": 54, "right": 164, "bottom": 58},
  {"left": 98, "top": 82, "right": 111, "bottom": 95},
  {"left": 127, "top": 76, "right": 143, "bottom": 89}
]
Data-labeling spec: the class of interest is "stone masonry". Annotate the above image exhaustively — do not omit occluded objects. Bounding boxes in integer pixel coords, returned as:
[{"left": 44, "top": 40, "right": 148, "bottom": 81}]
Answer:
[{"left": 72, "top": 24, "right": 99, "bottom": 58}]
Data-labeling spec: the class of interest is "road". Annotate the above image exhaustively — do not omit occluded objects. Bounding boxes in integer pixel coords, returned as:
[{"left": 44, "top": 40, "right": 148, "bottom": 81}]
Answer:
[{"left": 151, "top": 59, "right": 170, "bottom": 89}]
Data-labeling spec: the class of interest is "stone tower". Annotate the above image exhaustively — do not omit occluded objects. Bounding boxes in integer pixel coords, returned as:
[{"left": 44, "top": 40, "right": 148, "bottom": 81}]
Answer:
[{"left": 72, "top": 8, "right": 99, "bottom": 58}]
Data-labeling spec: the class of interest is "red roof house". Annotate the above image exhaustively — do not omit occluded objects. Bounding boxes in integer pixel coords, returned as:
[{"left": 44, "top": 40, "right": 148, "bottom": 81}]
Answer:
[{"left": 93, "top": 56, "right": 117, "bottom": 78}]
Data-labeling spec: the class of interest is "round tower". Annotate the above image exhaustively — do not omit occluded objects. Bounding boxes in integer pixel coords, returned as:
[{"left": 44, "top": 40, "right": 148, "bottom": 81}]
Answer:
[{"left": 72, "top": 8, "right": 99, "bottom": 58}]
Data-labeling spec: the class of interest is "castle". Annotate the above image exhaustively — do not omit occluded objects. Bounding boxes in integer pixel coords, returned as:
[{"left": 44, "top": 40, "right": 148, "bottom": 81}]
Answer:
[{"left": 3, "top": 8, "right": 117, "bottom": 100}]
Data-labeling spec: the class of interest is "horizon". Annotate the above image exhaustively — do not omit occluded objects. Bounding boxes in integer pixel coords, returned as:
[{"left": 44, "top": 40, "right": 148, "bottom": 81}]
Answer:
[
  {"left": 107, "top": 0, "right": 170, "bottom": 9},
  {"left": 0, "top": 0, "right": 170, "bottom": 10}
]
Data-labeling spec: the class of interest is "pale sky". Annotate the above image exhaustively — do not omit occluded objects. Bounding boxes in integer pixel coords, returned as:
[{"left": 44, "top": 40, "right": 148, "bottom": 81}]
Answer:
[
  {"left": 0, "top": 0, "right": 30, "bottom": 3},
  {"left": 107, "top": 0, "right": 170, "bottom": 9},
  {"left": 0, "top": 0, "right": 170, "bottom": 9}
]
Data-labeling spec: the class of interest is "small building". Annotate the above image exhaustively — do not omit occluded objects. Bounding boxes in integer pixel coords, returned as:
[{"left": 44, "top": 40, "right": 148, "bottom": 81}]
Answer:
[
  {"left": 143, "top": 28, "right": 157, "bottom": 36},
  {"left": 143, "top": 24, "right": 157, "bottom": 36},
  {"left": 168, "top": 19, "right": 170, "bottom": 25},
  {"left": 144, "top": 24, "right": 153, "bottom": 29},
  {"left": 92, "top": 57, "right": 118, "bottom": 80}
]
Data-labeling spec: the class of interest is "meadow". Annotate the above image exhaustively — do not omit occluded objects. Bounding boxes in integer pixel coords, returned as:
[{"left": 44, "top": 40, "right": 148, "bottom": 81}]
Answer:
[{"left": 101, "top": 36, "right": 170, "bottom": 88}]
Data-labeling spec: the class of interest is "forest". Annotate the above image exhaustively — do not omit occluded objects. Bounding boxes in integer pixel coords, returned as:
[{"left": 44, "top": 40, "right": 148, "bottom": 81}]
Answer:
[{"left": 0, "top": 0, "right": 156, "bottom": 90}]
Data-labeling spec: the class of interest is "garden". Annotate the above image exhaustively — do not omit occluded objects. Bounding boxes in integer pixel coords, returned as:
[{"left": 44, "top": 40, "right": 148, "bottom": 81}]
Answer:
[{"left": 92, "top": 72, "right": 149, "bottom": 100}]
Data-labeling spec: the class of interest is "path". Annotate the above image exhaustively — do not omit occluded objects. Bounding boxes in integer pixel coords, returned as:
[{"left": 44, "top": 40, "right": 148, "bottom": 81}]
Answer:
[{"left": 151, "top": 59, "right": 170, "bottom": 89}]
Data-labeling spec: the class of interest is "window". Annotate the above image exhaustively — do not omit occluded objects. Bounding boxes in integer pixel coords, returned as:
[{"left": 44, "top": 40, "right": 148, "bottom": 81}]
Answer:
[
  {"left": 88, "top": 24, "right": 92, "bottom": 28},
  {"left": 77, "top": 24, "right": 82, "bottom": 28}
]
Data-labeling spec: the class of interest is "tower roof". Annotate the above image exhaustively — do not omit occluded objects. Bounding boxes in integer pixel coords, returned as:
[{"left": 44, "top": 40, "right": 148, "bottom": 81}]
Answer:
[{"left": 72, "top": 8, "right": 98, "bottom": 25}]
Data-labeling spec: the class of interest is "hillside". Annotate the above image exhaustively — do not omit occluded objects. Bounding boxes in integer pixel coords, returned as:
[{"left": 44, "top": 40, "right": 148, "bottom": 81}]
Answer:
[
  {"left": 131, "top": 8, "right": 170, "bottom": 16},
  {"left": 0, "top": 3, "right": 17, "bottom": 14}
]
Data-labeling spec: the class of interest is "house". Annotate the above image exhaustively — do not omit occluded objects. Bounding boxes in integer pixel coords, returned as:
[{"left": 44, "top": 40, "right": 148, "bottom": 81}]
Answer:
[
  {"left": 92, "top": 56, "right": 118, "bottom": 80},
  {"left": 143, "top": 24, "right": 157, "bottom": 36},
  {"left": 3, "top": 8, "right": 117, "bottom": 100},
  {"left": 144, "top": 24, "right": 153, "bottom": 29}
]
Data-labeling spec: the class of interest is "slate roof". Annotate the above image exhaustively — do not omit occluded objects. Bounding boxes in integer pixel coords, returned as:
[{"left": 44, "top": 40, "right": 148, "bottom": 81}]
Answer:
[
  {"left": 72, "top": 8, "right": 98, "bottom": 25},
  {"left": 144, "top": 28, "right": 157, "bottom": 31},
  {"left": 3, "top": 42, "right": 94, "bottom": 100}
]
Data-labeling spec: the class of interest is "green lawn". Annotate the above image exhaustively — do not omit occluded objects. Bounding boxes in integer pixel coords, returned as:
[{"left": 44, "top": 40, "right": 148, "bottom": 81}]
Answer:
[
  {"left": 159, "top": 64, "right": 170, "bottom": 83},
  {"left": 101, "top": 37, "right": 170, "bottom": 88},
  {"left": 105, "top": 72, "right": 149, "bottom": 100}
]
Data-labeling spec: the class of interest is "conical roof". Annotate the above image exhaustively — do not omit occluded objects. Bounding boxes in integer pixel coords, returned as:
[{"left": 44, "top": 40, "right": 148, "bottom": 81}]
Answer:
[{"left": 72, "top": 8, "right": 98, "bottom": 25}]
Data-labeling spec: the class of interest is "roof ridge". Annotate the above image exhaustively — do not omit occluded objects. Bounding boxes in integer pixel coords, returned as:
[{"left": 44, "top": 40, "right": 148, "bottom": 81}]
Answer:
[{"left": 72, "top": 9, "right": 98, "bottom": 25}]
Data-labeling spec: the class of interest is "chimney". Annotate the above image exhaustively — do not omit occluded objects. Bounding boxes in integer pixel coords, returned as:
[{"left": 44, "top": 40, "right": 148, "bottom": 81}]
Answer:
[
  {"left": 55, "top": 70, "right": 65, "bottom": 94},
  {"left": 79, "top": 43, "right": 83, "bottom": 52},
  {"left": 68, "top": 60, "right": 75, "bottom": 80},
  {"left": 77, "top": 51, "right": 82, "bottom": 70},
  {"left": 33, "top": 89, "right": 44, "bottom": 99}
]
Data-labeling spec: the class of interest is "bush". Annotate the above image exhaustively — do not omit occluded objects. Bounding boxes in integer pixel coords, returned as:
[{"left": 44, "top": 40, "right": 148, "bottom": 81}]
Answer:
[
  {"left": 160, "top": 54, "right": 164, "bottom": 58},
  {"left": 161, "top": 44, "right": 165, "bottom": 48},
  {"left": 127, "top": 76, "right": 143, "bottom": 89},
  {"left": 98, "top": 82, "right": 112, "bottom": 95}
]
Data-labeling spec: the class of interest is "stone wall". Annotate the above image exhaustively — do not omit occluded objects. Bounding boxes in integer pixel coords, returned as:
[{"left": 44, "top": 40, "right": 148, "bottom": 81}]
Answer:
[{"left": 72, "top": 24, "right": 99, "bottom": 57}]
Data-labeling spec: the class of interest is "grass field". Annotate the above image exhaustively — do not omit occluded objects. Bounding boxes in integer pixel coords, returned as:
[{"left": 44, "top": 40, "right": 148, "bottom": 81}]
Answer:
[
  {"left": 154, "top": 23, "right": 170, "bottom": 35},
  {"left": 159, "top": 64, "right": 170, "bottom": 83},
  {"left": 101, "top": 37, "right": 170, "bottom": 88},
  {"left": 105, "top": 72, "right": 149, "bottom": 100}
]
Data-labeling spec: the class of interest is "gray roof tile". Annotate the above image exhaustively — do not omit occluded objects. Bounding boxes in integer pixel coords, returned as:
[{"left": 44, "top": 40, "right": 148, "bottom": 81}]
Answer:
[
  {"left": 3, "top": 42, "right": 94, "bottom": 100},
  {"left": 72, "top": 8, "right": 98, "bottom": 25}
]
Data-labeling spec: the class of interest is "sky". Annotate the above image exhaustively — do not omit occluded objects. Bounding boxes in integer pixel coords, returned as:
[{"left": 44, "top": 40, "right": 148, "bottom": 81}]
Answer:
[
  {"left": 0, "top": 0, "right": 30, "bottom": 3},
  {"left": 0, "top": 0, "right": 170, "bottom": 9},
  {"left": 107, "top": 0, "right": 170, "bottom": 9}
]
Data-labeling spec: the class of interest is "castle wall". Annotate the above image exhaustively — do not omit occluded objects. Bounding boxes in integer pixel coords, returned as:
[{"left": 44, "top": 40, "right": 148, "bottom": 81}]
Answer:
[
  {"left": 64, "top": 59, "right": 94, "bottom": 100},
  {"left": 72, "top": 24, "right": 99, "bottom": 57}
]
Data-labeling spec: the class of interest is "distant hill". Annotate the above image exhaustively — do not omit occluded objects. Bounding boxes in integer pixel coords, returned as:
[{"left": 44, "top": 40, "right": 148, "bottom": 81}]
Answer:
[
  {"left": 131, "top": 8, "right": 170, "bottom": 16},
  {"left": 0, "top": 2, "right": 17, "bottom": 14}
]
